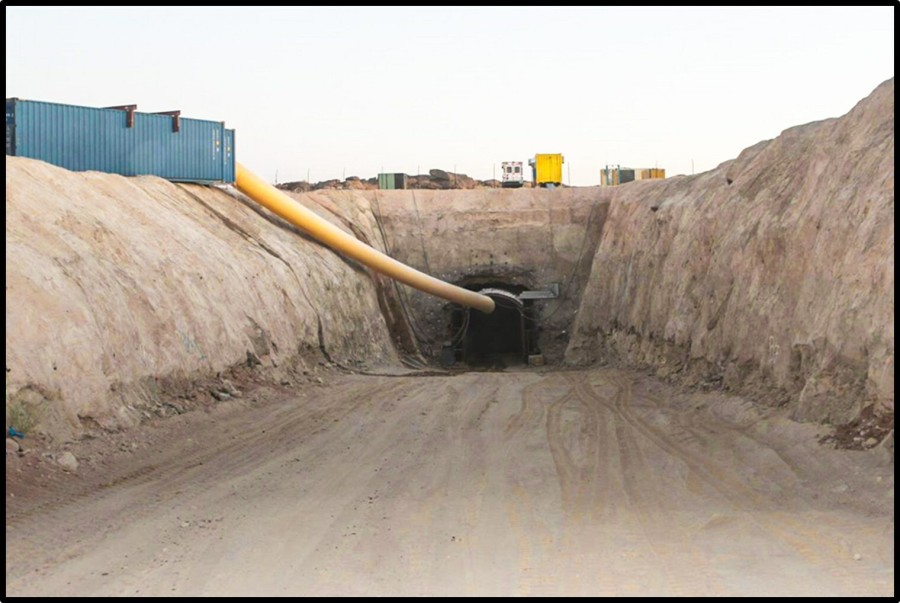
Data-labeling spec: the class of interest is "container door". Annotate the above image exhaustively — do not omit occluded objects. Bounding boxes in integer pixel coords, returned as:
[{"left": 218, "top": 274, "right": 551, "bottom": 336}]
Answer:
[
  {"left": 5, "top": 99, "right": 16, "bottom": 156},
  {"left": 212, "top": 125, "right": 222, "bottom": 181},
  {"left": 224, "top": 129, "right": 235, "bottom": 183}
]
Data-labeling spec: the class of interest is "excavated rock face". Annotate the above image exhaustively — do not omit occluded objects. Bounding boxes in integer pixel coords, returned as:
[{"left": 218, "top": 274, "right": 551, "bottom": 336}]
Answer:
[
  {"left": 5, "top": 158, "right": 399, "bottom": 441},
  {"left": 566, "top": 78, "right": 894, "bottom": 425},
  {"left": 367, "top": 187, "right": 609, "bottom": 363},
  {"left": 4, "top": 80, "right": 891, "bottom": 442}
]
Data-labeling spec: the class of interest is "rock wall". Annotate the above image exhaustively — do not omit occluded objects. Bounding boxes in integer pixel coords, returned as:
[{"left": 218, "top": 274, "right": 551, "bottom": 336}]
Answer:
[
  {"left": 368, "top": 188, "right": 608, "bottom": 361},
  {"left": 7, "top": 78, "right": 891, "bottom": 441},
  {"left": 566, "top": 79, "right": 894, "bottom": 424},
  {"left": 5, "top": 157, "right": 400, "bottom": 441}
]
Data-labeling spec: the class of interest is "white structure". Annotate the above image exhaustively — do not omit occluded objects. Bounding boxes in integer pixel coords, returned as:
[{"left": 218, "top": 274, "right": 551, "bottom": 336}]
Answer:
[{"left": 501, "top": 161, "right": 524, "bottom": 188}]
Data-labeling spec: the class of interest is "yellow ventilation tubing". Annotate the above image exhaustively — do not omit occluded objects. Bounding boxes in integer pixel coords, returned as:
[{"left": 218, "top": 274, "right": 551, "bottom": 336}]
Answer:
[{"left": 235, "top": 163, "right": 495, "bottom": 314}]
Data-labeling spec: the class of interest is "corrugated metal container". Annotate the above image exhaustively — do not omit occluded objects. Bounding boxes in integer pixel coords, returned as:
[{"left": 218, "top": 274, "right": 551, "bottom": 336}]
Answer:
[
  {"left": 532, "top": 153, "right": 564, "bottom": 186},
  {"left": 377, "top": 172, "right": 407, "bottom": 189},
  {"left": 6, "top": 98, "right": 235, "bottom": 184},
  {"left": 600, "top": 167, "right": 615, "bottom": 186},
  {"left": 601, "top": 166, "right": 665, "bottom": 186}
]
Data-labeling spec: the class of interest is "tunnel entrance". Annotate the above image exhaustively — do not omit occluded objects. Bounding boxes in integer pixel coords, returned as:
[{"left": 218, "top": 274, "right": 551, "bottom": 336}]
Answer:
[{"left": 444, "top": 284, "right": 540, "bottom": 368}]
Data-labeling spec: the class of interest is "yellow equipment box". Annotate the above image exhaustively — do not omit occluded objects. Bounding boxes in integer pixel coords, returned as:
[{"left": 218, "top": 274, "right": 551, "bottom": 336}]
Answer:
[{"left": 529, "top": 153, "right": 564, "bottom": 187}]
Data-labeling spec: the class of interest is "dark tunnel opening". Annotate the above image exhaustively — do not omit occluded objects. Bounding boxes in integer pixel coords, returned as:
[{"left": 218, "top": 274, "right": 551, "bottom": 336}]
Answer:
[{"left": 443, "top": 283, "right": 540, "bottom": 369}]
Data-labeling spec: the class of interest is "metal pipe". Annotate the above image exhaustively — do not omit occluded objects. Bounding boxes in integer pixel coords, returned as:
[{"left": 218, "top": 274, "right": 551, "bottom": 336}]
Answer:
[{"left": 234, "top": 163, "right": 495, "bottom": 314}]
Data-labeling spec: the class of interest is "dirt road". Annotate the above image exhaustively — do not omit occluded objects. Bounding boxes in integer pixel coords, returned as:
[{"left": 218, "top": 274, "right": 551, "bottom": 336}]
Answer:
[{"left": 5, "top": 368, "right": 894, "bottom": 596}]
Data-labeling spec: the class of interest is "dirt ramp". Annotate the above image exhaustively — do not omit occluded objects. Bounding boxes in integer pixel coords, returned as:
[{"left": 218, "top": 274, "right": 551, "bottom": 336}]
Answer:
[
  {"left": 5, "top": 157, "right": 398, "bottom": 441},
  {"left": 567, "top": 78, "right": 894, "bottom": 424}
]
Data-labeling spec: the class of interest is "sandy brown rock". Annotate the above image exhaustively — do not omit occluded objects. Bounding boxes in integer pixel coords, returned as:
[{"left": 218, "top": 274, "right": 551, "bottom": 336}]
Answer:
[
  {"left": 5, "top": 158, "right": 399, "bottom": 441},
  {"left": 4, "top": 80, "right": 892, "bottom": 444},
  {"left": 368, "top": 187, "right": 608, "bottom": 362},
  {"left": 566, "top": 78, "right": 894, "bottom": 424},
  {"left": 56, "top": 451, "right": 78, "bottom": 472}
]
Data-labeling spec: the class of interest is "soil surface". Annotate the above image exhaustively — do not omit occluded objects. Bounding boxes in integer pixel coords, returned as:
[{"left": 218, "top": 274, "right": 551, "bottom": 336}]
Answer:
[{"left": 6, "top": 368, "right": 893, "bottom": 597}]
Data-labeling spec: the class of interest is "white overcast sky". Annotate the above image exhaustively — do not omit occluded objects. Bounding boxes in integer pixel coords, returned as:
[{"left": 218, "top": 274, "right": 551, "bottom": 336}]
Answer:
[{"left": 5, "top": 6, "right": 894, "bottom": 186}]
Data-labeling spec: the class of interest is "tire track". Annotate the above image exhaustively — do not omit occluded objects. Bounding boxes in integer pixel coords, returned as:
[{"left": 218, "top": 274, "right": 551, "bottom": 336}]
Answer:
[
  {"left": 6, "top": 369, "right": 892, "bottom": 597},
  {"left": 6, "top": 377, "right": 421, "bottom": 580},
  {"left": 584, "top": 371, "right": 732, "bottom": 596},
  {"left": 503, "top": 373, "right": 565, "bottom": 440},
  {"left": 577, "top": 368, "right": 887, "bottom": 596},
  {"left": 543, "top": 372, "right": 632, "bottom": 595},
  {"left": 627, "top": 380, "right": 888, "bottom": 594}
]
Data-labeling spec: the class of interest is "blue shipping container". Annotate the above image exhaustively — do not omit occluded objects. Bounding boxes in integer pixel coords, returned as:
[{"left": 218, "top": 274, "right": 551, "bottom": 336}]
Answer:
[{"left": 5, "top": 98, "right": 235, "bottom": 184}]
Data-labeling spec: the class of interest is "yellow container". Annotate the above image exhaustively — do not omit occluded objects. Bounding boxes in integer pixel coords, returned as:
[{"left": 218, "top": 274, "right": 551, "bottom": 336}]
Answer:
[
  {"left": 649, "top": 168, "right": 665, "bottom": 179},
  {"left": 532, "top": 153, "right": 564, "bottom": 186}
]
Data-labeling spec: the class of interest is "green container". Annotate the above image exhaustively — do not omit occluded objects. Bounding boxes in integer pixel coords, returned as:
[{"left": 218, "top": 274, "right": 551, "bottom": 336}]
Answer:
[
  {"left": 378, "top": 172, "right": 407, "bottom": 189},
  {"left": 6, "top": 97, "right": 235, "bottom": 184}
]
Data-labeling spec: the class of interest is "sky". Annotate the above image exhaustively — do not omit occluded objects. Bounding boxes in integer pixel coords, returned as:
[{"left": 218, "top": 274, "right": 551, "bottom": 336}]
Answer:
[{"left": 5, "top": 6, "right": 894, "bottom": 186}]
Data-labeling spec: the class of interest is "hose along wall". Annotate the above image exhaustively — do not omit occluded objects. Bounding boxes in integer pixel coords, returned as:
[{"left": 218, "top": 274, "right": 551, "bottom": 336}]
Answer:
[{"left": 234, "top": 164, "right": 495, "bottom": 314}]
